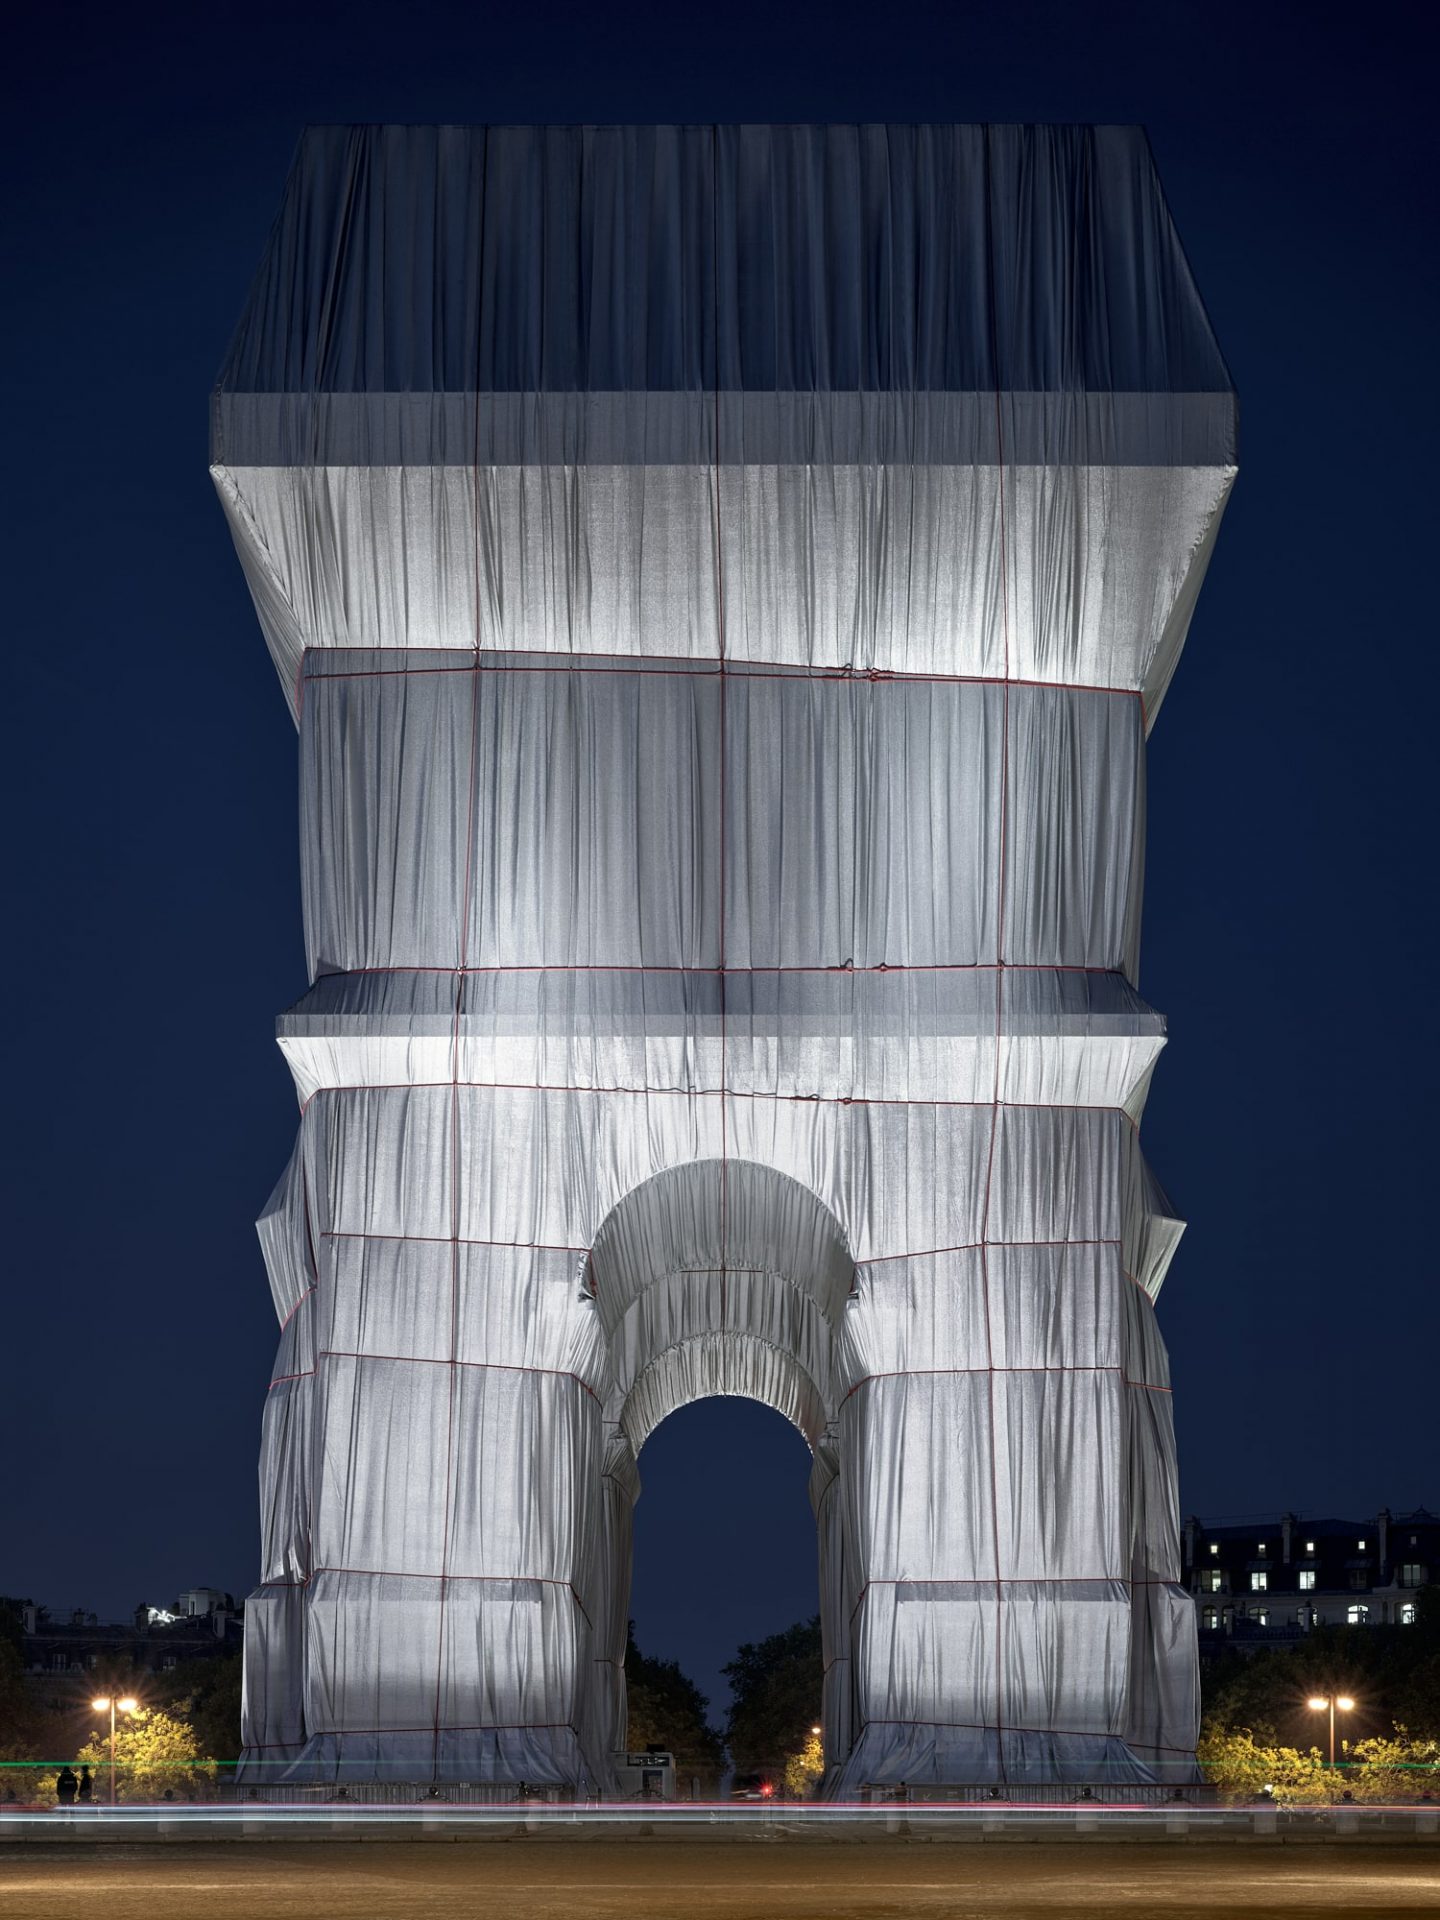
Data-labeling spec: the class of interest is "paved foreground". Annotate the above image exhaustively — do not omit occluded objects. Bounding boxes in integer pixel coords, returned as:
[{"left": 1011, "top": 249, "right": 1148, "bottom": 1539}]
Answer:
[{"left": 2, "top": 1841, "right": 1438, "bottom": 1920}]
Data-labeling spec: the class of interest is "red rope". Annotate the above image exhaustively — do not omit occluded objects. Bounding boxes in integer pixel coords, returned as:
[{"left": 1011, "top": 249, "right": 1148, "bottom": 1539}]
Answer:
[
  {"left": 711, "top": 124, "right": 730, "bottom": 1327},
  {"left": 300, "top": 655, "right": 1145, "bottom": 703},
  {"left": 978, "top": 124, "right": 1012, "bottom": 1784},
  {"left": 277, "top": 1285, "right": 316, "bottom": 1333},
  {"left": 268, "top": 1350, "right": 601, "bottom": 1402},
  {"left": 857, "top": 1237, "right": 1123, "bottom": 1267},
  {"left": 312, "top": 959, "right": 1131, "bottom": 975},
  {"left": 841, "top": 1365, "right": 1172, "bottom": 1405},
  {"left": 854, "top": 1575, "right": 1182, "bottom": 1594},
  {"left": 298, "top": 1162, "right": 319, "bottom": 1587},
  {"left": 297, "top": 1080, "right": 1146, "bottom": 1127},
  {"left": 431, "top": 145, "right": 491, "bottom": 1774},
  {"left": 321, "top": 1228, "right": 588, "bottom": 1254}
]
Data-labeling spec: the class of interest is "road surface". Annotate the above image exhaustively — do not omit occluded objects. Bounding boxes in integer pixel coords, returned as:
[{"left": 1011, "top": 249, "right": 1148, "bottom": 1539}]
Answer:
[{"left": 3, "top": 1840, "right": 1438, "bottom": 1918}]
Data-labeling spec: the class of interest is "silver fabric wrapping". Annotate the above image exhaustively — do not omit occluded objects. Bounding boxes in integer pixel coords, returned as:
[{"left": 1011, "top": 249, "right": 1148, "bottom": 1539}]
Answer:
[{"left": 218, "top": 123, "right": 1232, "bottom": 1793}]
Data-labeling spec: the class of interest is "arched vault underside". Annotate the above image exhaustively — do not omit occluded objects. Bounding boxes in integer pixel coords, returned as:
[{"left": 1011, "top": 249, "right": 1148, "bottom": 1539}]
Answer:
[
  {"left": 595, "top": 1158, "right": 848, "bottom": 1451},
  {"left": 220, "top": 123, "right": 1234, "bottom": 1795},
  {"left": 587, "top": 1160, "right": 847, "bottom": 1782}
]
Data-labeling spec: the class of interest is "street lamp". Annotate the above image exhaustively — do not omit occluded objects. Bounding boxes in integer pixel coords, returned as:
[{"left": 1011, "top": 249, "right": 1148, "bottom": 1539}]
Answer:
[
  {"left": 1306, "top": 1694, "right": 1355, "bottom": 1768},
  {"left": 90, "top": 1696, "right": 139, "bottom": 1807}
]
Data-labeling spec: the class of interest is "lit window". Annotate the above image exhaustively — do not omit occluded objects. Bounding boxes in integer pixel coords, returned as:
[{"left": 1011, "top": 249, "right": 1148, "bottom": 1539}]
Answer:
[
  {"left": 1401, "top": 1604, "right": 1417, "bottom": 1626},
  {"left": 1257, "top": 1542, "right": 1267, "bottom": 1555},
  {"left": 1202, "top": 1570, "right": 1223, "bottom": 1592},
  {"left": 1251, "top": 1571, "right": 1268, "bottom": 1592},
  {"left": 1399, "top": 1564, "right": 1427, "bottom": 1588},
  {"left": 1347, "top": 1604, "right": 1369, "bottom": 1624},
  {"left": 1202, "top": 1605, "right": 1218, "bottom": 1629},
  {"left": 1254, "top": 1608, "right": 1269, "bottom": 1626},
  {"left": 1357, "top": 1539, "right": 1367, "bottom": 1551},
  {"left": 1304, "top": 1540, "right": 1316, "bottom": 1554},
  {"left": 1209, "top": 1543, "right": 1219, "bottom": 1556},
  {"left": 1299, "top": 1570, "right": 1316, "bottom": 1591}
]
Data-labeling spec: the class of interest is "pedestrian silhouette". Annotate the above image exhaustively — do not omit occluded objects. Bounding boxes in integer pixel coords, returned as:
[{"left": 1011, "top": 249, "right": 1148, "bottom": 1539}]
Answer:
[
  {"left": 55, "top": 1766, "right": 78, "bottom": 1807},
  {"left": 76, "top": 1767, "right": 93, "bottom": 1804}
]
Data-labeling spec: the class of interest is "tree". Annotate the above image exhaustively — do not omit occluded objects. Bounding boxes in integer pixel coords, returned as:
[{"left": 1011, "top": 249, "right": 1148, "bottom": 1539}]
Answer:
[
  {"left": 723, "top": 1617, "right": 822, "bottom": 1784},
  {"left": 782, "top": 1727, "right": 824, "bottom": 1800},
  {"left": 1196, "top": 1724, "right": 1333, "bottom": 1805},
  {"left": 0, "top": 1641, "right": 48, "bottom": 1762},
  {"left": 1346, "top": 1725, "right": 1440, "bottom": 1803},
  {"left": 0, "top": 1637, "right": 76, "bottom": 1804},
  {"left": 0, "top": 1601, "right": 51, "bottom": 1768},
  {"left": 624, "top": 1626, "right": 726, "bottom": 1793},
  {"left": 0, "top": 1640, "right": 69, "bottom": 1804},
  {"left": 65, "top": 1707, "right": 217, "bottom": 1803},
  {"left": 0, "top": 1598, "right": 31, "bottom": 1657}
]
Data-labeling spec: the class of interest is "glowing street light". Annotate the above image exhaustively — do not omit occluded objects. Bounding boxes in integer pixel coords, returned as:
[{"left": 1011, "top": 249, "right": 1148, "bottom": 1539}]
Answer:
[
  {"left": 90, "top": 1696, "right": 139, "bottom": 1807},
  {"left": 1307, "top": 1694, "right": 1355, "bottom": 1768}
]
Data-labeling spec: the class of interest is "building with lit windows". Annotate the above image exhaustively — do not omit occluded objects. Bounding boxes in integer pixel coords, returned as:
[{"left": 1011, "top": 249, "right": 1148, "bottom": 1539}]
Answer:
[
  {"left": 8, "top": 1591, "right": 242, "bottom": 1717},
  {"left": 1183, "top": 1508, "right": 1436, "bottom": 1651}
]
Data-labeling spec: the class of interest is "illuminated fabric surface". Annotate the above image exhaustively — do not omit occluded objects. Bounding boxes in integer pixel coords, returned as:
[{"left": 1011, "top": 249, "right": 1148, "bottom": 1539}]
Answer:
[{"left": 216, "top": 124, "right": 1234, "bottom": 1791}]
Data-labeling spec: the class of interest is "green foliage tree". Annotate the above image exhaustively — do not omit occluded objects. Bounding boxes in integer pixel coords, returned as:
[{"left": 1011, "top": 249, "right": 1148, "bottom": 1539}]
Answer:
[
  {"left": 722, "top": 1616, "right": 822, "bottom": 1784},
  {"left": 624, "top": 1626, "right": 726, "bottom": 1793},
  {"left": 70, "top": 1707, "right": 217, "bottom": 1803},
  {"left": 782, "top": 1727, "right": 824, "bottom": 1800},
  {"left": 1346, "top": 1725, "right": 1440, "bottom": 1802},
  {"left": 1196, "top": 1724, "right": 1333, "bottom": 1805}
]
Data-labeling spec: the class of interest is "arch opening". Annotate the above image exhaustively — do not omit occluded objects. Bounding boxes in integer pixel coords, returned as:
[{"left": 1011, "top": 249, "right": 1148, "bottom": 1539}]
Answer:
[
  {"left": 584, "top": 1159, "right": 856, "bottom": 1796},
  {"left": 626, "top": 1395, "right": 819, "bottom": 1786}
]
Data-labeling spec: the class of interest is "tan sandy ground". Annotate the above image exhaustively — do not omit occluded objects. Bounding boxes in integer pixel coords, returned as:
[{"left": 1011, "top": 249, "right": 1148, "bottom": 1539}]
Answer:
[{"left": 2, "top": 1841, "right": 1439, "bottom": 1920}]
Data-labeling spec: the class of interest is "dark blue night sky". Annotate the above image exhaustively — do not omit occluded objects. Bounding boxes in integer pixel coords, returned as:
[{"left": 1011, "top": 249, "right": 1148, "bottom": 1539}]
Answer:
[{"left": 5, "top": 0, "right": 1435, "bottom": 1717}]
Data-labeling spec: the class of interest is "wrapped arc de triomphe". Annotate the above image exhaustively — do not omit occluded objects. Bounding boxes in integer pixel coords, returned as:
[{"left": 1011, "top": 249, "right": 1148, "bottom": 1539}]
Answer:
[{"left": 213, "top": 124, "right": 1235, "bottom": 1795}]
